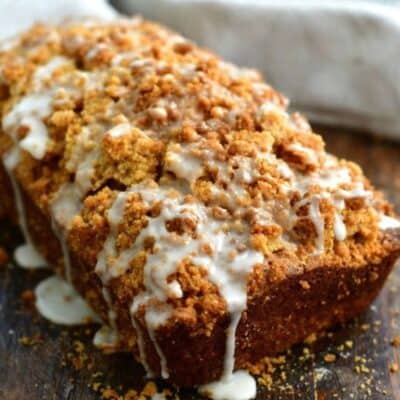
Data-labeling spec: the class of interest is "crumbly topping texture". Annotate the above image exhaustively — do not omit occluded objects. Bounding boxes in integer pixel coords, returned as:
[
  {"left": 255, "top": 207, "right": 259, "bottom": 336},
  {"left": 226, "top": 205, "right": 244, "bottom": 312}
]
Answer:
[{"left": 0, "top": 19, "right": 398, "bottom": 373}]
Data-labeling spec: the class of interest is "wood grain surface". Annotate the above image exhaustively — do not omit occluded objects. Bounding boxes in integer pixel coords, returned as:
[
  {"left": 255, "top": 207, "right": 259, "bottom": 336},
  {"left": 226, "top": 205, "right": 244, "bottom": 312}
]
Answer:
[{"left": 0, "top": 126, "right": 400, "bottom": 400}]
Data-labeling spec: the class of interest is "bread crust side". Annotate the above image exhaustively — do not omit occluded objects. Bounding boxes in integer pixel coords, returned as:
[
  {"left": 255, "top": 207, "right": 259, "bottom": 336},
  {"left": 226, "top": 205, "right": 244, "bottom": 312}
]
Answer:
[{"left": 149, "top": 240, "right": 399, "bottom": 386}]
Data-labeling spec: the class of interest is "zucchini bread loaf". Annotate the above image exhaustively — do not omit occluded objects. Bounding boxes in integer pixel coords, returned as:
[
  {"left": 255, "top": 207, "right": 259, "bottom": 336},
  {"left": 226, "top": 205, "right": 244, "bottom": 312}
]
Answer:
[{"left": 0, "top": 18, "right": 399, "bottom": 387}]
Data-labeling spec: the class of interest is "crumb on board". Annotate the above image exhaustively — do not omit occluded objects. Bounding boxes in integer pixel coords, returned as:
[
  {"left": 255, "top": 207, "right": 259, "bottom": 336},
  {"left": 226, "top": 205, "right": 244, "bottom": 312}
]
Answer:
[
  {"left": 6, "top": 270, "right": 395, "bottom": 400},
  {"left": 345, "top": 340, "right": 353, "bottom": 349},
  {"left": 323, "top": 353, "right": 337, "bottom": 363},
  {"left": 92, "top": 380, "right": 170, "bottom": 400},
  {"left": 299, "top": 280, "right": 311, "bottom": 290},
  {"left": 304, "top": 332, "right": 317, "bottom": 344},
  {"left": 101, "top": 388, "right": 120, "bottom": 400},
  {"left": 18, "top": 334, "right": 44, "bottom": 346},
  {"left": 65, "top": 339, "right": 94, "bottom": 371},
  {"left": 141, "top": 382, "right": 157, "bottom": 397},
  {"left": 391, "top": 335, "right": 400, "bottom": 347},
  {"left": 360, "top": 324, "right": 370, "bottom": 332},
  {"left": 21, "top": 289, "right": 35, "bottom": 306},
  {"left": 60, "top": 328, "right": 169, "bottom": 399},
  {"left": 12, "top": 314, "right": 394, "bottom": 398},
  {"left": 390, "top": 363, "right": 399, "bottom": 373}
]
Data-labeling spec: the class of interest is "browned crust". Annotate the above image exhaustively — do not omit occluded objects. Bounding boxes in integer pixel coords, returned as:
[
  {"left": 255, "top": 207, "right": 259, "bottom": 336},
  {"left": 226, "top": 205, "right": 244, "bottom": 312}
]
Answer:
[
  {"left": 147, "top": 235, "right": 400, "bottom": 386},
  {"left": 1, "top": 163, "right": 399, "bottom": 386}
]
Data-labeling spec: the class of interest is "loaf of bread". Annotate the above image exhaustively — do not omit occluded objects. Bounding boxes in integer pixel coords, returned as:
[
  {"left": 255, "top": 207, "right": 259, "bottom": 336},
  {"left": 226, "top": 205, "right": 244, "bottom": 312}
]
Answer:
[{"left": 0, "top": 18, "right": 399, "bottom": 388}]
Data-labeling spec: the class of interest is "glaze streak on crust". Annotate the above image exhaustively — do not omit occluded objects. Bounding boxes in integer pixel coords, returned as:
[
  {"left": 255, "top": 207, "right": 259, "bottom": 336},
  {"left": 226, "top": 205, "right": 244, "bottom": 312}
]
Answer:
[{"left": 0, "top": 19, "right": 399, "bottom": 386}]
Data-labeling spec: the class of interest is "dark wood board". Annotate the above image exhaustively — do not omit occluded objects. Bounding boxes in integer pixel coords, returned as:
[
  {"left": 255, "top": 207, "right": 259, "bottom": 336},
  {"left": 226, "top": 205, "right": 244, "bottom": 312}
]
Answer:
[{"left": 1, "top": 126, "right": 400, "bottom": 400}]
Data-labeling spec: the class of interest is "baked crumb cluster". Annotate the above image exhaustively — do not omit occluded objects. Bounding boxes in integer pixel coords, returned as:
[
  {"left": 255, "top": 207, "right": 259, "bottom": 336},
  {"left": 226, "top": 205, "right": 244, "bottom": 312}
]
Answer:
[{"left": 0, "top": 18, "right": 397, "bottom": 380}]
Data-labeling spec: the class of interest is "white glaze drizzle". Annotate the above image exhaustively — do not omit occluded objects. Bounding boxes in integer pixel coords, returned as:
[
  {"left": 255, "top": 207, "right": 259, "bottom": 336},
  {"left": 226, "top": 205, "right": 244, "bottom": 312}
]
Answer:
[
  {"left": 1, "top": 57, "right": 73, "bottom": 269},
  {"left": 146, "top": 125, "right": 378, "bottom": 382},
  {"left": 191, "top": 221, "right": 263, "bottom": 378},
  {"left": 14, "top": 244, "right": 41, "bottom": 270},
  {"left": 199, "top": 370, "right": 256, "bottom": 400},
  {"left": 333, "top": 198, "right": 347, "bottom": 241},
  {"left": 111, "top": 51, "right": 138, "bottom": 67},
  {"left": 35, "top": 275, "right": 100, "bottom": 326},
  {"left": 307, "top": 198, "right": 325, "bottom": 253},
  {"left": 258, "top": 101, "right": 287, "bottom": 120},
  {"left": 107, "top": 122, "right": 132, "bottom": 138},
  {"left": 3, "top": 58, "right": 95, "bottom": 277},
  {"left": 85, "top": 43, "right": 109, "bottom": 61},
  {"left": 290, "top": 164, "right": 372, "bottom": 251},
  {"left": 333, "top": 212, "right": 347, "bottom": 241},
  {"left": 101, "top": 287, "right": 118, "bottom": 332},
  {"left": 164, "top": 142, "right": 205, "bottom": 185},
  {"left": 143, "top": 304, "right": 173, "bottom": 379},
  {"left": 3, "top": 56, "right": 70, "bottom": 160},
  {"left": 51, "top": 183, "right": 83, "bottom": 283},
  {"left": 95, "top": 191, "right": 128, "bottom": 340},
  {"left": 93, "top": 325, "right": 119, "bottom": 351},
  {"left": 379, "top": 214, "right": 400, "bottom": 230},
  {"left": 165, "top": 134, "right": 368, "bottom": 255},
  {"left": 14, "top": 244, "right": 47, "bottom": 270},
  {"left": 3, "top": 92, "right": 52, "bottom": 160},
  {"left": 287, "top": 142, "right": 319, "bottom": 166},
  {"left": 18, "top": 116, "right": 49, "bottom": 160},
  {"left": 33, "top": 56, "right": 70, "bottom": 84},
  {"left": 131, "top": 314, "right": 153, "bottom": 377},
  {"left": 97, "top": 187, "right": 189, "bottom": 377},
  {"left": 2, "top": 148, "right": 47, "bottom": 268},
  {"left": 97, "top": 183, "right": 263, "bottom": 382},
  {"left": 51, "top": 91, "right": 136, "bottom": 349}
]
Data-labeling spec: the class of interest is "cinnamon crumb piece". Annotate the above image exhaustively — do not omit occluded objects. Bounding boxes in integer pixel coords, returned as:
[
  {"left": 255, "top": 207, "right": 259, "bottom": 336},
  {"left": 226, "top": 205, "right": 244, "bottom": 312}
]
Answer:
[
  {"left": 324, "top": 353, "right": 337, "bottom": 363},
  {"left": 18, "top": 334, "right": 44, "bottom": 346},
  {"left": 304, "top": 333, "right": 317, "bottom": 344},
  {"left": 390, "top": 362, "right": 399, "bottom": 373},
  {"left": 73, "top": 340, "right": 85, "bottom": 353},
  {"left": 101, "top": 388, "right": 119, "bottom": 399},
  {"left": 141, "top": 381, "right": 157, "bottom": 397},
  {"left": 360, "top": 324, "right": 370, "bottom": 332},
  {"left": 21, "top": 289, "right": 35, "bottom": 306},
  {"left": 299, "top": 280, "right": 311, "bottom": 290},
  {"left": 92, "top": 382, "right": 102, "bottom": 392},
  {"left": 345, "top": 340, "right": 353, "bottom": 349},
  {"left": 360, "top": 364, "right": 370, "bottom": 374},
  {"left": 391, "top": 336, "right": 400, "bottom": 347},
  {"left": 124, "top": 389, "right": 138, "bottom": 400},
  {"left": 66, "top": 339, "right": 93, "bottom": 371}
]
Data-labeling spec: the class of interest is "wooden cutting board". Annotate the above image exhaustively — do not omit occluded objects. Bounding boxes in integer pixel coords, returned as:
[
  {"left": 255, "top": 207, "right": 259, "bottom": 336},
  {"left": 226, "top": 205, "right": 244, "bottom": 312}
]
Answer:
[{"left": 1, "top": 126, "right": 400, "bottom": 400}]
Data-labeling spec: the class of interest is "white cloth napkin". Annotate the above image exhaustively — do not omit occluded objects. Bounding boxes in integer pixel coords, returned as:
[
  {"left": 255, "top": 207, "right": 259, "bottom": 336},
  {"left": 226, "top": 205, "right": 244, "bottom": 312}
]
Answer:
[{"left": 114, "top": 0, "right": 400, "bottom": 140}]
